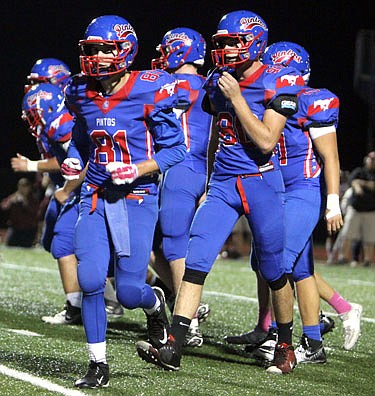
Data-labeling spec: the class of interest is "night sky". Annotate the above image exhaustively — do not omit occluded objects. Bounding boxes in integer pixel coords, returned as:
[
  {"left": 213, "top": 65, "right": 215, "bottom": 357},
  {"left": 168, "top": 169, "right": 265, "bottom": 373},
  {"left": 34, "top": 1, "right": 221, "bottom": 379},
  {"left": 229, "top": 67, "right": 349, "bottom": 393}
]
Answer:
[{"left": 1, "top": 0, "right": 374, "bottom": 196}]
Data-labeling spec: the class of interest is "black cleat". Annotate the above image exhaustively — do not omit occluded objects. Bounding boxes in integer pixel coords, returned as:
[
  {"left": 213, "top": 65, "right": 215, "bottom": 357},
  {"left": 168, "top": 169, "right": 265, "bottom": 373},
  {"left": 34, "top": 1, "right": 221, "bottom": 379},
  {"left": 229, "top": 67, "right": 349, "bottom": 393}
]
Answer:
[
  {"left": 136, "top": 338, "right": 181, "bottom": 371},
  {"left": 295, "top": 334, "right": 327, "bottom": 364},
  {"left": 247, "top": 327, "right": 277, "bottom": 363},
  {"left": 225, "top": 326, "right": 267, "bottom": 345},
  {"left": 42, "top": 301, "right": 82, "bottom": 325},
  {"left": 320, "top": 312, "right": 335, "bottom": 336},
  {"left": 75, "top": 361, "right": 109, "bottom": 388},
  {"left": 144, "top": 287, "right": 169, "bottom": 348}
]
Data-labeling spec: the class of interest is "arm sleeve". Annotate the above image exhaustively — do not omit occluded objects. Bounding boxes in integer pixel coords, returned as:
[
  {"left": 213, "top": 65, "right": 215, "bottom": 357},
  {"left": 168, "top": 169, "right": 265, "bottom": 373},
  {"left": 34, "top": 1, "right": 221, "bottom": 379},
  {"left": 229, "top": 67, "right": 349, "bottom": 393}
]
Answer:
[{"left": 149, "top": 108, "right": 186, "bottom": 173}]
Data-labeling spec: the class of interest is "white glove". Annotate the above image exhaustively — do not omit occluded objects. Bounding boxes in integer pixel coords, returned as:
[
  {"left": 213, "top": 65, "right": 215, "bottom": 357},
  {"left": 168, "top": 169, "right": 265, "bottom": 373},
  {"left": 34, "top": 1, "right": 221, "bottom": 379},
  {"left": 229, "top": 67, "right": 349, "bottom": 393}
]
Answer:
[
  {"left": 106, "top": 162, "right": 139, "bottom": 185},
  {"left": 61, "top": 158, "right": 82, "bottom": 180}
]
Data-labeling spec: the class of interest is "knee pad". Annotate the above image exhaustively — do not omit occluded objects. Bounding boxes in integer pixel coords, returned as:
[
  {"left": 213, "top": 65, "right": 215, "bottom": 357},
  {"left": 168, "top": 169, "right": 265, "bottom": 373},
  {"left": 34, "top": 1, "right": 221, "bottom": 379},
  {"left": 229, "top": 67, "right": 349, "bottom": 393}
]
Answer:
[
  {"left": 182, "top": 268, "right": 208, "bottom": 285},
  {"left": 78, "top": 266, "right": 106, "bottom": 295},
  {"left": 268, "top": 273, "right": 288, "bottom": 291},
  {"left": 117, "top": 284, "right": 143, "bottom": 310}
]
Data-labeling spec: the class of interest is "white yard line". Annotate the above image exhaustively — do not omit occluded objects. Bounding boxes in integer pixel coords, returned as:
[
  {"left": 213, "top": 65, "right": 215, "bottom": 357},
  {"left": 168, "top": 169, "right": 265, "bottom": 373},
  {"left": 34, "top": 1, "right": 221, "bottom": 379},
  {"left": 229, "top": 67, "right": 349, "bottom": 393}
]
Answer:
[
  {"left": 0, "top": 364, "right": 85, "bottom": 396},
  {"left": 1, "top": 262, "right": 57, "bottom": 274}
]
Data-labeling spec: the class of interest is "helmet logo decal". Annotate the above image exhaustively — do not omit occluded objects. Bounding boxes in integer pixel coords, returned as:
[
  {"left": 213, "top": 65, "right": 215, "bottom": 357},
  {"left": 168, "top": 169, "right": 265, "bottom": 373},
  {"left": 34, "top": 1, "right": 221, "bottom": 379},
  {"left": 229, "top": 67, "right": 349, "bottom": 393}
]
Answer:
[
  {"left": 240, "top": 17, "right": 267, "bottom": 32},
  {"left": 48, "top": 65, "right": 69, "bottom": 76},
  {"left": 271, "top": 50, "right": 302, "bottom": 65},
  {"left": 165, "top": 32, "right": 192, "bottom": 46},
  {"left": 27, "top": 91, "right": 53, "bottom": 106},
  {"left": 114, "top": 24, "right": 136, "bottom": 39}
]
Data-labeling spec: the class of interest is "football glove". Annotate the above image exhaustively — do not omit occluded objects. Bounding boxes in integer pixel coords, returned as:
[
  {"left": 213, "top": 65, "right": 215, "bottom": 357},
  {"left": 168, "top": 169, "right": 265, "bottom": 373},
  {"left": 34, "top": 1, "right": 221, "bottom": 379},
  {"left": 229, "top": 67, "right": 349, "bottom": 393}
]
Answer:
[
  {"left": 106, "top": 162, "right": 139, "bottom": 185},
  {"left": 61, "top": 158, "right": 82, "bottom": 180}
]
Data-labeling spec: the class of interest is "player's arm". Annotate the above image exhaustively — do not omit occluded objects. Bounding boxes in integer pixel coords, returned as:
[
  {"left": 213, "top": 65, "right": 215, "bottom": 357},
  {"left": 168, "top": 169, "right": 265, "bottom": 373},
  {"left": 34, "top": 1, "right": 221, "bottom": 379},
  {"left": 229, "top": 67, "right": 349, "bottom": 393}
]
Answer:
[
  {"left": 218, "top": 71, "right": 286, "bottom": 153},
  {"left": 11, "top": 153, "right": 60, "bottom": 173},
  {"left": 55, "top": 164, "right": 87, "bottom": 205},
  {"left": 311, "top": 130, "right": 343, "bottom": 234}
]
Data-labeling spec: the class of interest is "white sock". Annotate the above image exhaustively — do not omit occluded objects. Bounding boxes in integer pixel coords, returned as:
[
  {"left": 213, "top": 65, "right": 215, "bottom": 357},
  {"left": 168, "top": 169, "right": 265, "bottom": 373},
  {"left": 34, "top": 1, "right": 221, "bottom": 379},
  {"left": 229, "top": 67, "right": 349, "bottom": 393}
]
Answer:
[
  {"left": 144, "top": 294, "right": 161, "bottom": 315},
  {"left": 66, "top": 292, "right": 82, "bottom": 308},
  {"left": 87, "top": 342, "right": 107, "bottom": 364}
]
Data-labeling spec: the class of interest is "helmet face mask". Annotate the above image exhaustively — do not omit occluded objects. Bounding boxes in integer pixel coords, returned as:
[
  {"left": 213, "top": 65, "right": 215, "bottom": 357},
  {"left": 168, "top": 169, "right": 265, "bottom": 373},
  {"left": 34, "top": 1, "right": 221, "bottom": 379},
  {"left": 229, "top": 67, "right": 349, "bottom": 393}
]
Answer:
[
  {"left": 21, "top": 83, "right": 64, "bottom": 138},
  {"left": 151, "top": 27, "right": 206, "bottom": 71},
  {"left": 79, "top": 15, "right": 138, "bottom": 78},
  {"left": 211, "top": 10, "right": 268, "bottom": 68}
]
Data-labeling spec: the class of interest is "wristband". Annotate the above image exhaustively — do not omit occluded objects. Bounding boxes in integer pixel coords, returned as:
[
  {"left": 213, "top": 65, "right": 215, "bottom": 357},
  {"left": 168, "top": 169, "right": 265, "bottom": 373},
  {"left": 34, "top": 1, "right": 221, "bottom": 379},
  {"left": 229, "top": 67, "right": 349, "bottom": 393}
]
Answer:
[
  {"left": 27, "top": 160, "right": 39, "bottom": 172},
  {"left": 326, "top": 194, "right": 341, "bottom": 219}
]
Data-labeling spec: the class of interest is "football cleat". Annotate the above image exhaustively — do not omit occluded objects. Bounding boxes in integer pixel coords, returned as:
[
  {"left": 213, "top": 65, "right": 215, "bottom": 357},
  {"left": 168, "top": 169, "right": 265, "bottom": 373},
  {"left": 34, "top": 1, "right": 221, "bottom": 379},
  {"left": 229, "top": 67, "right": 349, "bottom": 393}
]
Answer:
[
  {"left": 339, "top": 302, "right": 363, "bottom": 350},
  {"left": 144, "top": 287, "right": 170, "bottom": 348},
  {"left": 136, "top": 338, "right": 181, "bottom": 371},
  {"left": 184, "top": 317, "right": 203, "bottom": 347},
  {"left": 197, "top": 302, "right": 211, "bottom": 323},
  {"left": 42, "top": 301, "right": 81, "bottom": 325},
  {"left": 248, "top": 327, "right": 277, "bottom": 363},
  {"left": 105, "top": 299, "right": 124, "bottom": 320},
  {"left": 266, "top": 343, "right": 296, "bottom": 374},
  {"left": 295, "top": 334, "right": 327, "bottom": 364},
  {"left": 225, "top": 326, "right": 267, "bottom": 345},
  {"left": 320, "top": 312, "right": 335, "bottom": 336},
  {"left": 75, "top": 361, "right": 109, "bottom": 388}
]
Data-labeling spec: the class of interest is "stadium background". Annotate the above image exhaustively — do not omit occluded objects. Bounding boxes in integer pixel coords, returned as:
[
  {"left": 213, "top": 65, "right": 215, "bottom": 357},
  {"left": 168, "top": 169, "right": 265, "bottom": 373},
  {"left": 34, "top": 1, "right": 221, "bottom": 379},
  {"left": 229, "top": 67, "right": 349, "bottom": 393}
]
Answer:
[{"left": 1, "top": 0, "right": 374, "bottom": 243}]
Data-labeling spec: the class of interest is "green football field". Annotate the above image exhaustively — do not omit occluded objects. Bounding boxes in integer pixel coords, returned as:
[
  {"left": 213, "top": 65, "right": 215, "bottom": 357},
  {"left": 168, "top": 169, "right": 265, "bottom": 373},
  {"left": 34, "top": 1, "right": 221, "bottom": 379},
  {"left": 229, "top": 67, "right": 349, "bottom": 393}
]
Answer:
[{"left": 0, "top": 245, "right": 374, "bottom": 395}]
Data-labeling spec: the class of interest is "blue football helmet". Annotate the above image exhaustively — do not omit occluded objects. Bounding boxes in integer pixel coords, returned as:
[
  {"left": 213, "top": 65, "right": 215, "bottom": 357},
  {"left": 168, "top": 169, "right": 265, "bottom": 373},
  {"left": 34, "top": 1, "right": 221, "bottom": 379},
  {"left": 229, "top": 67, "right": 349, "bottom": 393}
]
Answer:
[
  {"left": 151, "top": 27, "right": 206, "bottom": 70},
  {"left": 211, "top": 10, "right": 268, "bottom": 68},
  {"left": 79, "top": 15, "right": 138, "bottom": 77},
  {"left": 262, "top": 41, "right": 311, "bottom": 83},
  {"left": 21, "top": 83, "right": 64, "bottom": 137},
  {"left": 26, "top": 58, "right": 71, "bottom": 92}
]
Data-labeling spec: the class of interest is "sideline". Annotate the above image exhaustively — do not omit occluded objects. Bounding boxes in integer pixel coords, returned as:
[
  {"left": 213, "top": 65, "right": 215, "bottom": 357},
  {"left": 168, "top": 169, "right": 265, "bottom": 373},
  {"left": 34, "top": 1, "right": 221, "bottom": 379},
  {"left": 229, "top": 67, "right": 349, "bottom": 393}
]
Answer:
[{"left": 0, "top": 364, "right": 85, "bottom": 396}]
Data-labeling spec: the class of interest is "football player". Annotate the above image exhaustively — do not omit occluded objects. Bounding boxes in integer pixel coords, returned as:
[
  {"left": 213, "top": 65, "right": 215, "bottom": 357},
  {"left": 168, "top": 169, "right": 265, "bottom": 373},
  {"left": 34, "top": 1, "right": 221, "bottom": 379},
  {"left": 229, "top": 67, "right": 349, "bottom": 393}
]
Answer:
[
  {"left": 24, "top": 57, "right": 71, "bottom": 93},
  {"left": 248, "top": 42, "right": 361, "bottom": 361},
  {"left": 60, "top": 15, "right": 186, "bottom": 389},
  {"left": 151, "top": 27, "right": 212, "bottom": 347},
  {"left": 136, "top": 10, "right": 305, "bottom": 375},
  {"left": 263, "top": 42, "right": 362, "bottom": 356},
  {"left": 14, "top": 83, "right": 82, "bottom": 324}
]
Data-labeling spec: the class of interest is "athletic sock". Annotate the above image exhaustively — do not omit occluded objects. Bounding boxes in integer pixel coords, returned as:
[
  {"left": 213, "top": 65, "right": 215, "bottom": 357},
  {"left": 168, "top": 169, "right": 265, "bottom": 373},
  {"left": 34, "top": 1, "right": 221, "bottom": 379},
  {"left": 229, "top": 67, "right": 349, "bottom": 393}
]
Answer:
[
  {"left": 303, "top": 324, "right": 322, "bottom": 342},
  {"left": 328, "top": 291, "right": 351, "bottom": 315},
  {"left": 257, "top": 307, "right": 272, "bottom": 332},
  {"left": 170, "top": 315, "right": 191, "bottom": 349},
  {"left": 66, "top": 291, "right": 82, "bottom": 308},
  {"left": 277, "top": 321, "right": 293, "bottom": 345},
  {"left": 87, "top": 341, "right": 107, "bottom": 364}
]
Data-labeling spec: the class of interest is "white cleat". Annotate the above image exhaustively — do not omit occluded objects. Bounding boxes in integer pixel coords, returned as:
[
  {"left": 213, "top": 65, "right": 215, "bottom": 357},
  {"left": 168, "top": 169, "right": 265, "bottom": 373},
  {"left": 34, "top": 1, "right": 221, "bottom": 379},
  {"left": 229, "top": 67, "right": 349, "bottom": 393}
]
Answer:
[
  {"left": 339, "top": 303, "right": 363, "bottom": 350},
  {"left": 42, "top": 309, "right": 67, "bottom": 324}
]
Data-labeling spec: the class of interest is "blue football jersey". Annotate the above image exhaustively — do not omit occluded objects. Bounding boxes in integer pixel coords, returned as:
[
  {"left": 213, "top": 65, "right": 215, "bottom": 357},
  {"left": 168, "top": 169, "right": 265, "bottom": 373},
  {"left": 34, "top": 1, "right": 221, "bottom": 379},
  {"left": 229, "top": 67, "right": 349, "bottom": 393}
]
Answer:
[
  {"left": 278, "top": 87, "right": 340, "bottom": 187},
  {"left": 205, "top": 64, "right": 305, "bottom": 175},
  {"left": 175, "top": 73, "right": 212, "bottom": 173},
  {"left": 35, "top": 109, "right": 74, "bottom": 187},
  {"left": 65, "top": 70, "right": 186, "bottom": 191}
]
